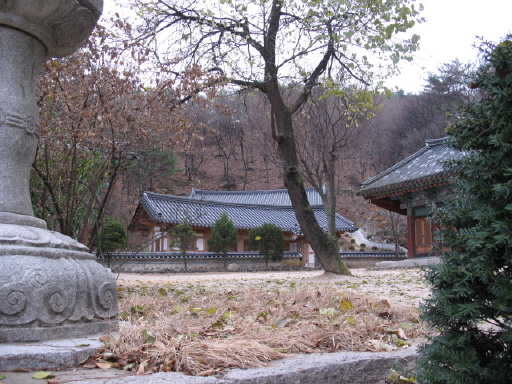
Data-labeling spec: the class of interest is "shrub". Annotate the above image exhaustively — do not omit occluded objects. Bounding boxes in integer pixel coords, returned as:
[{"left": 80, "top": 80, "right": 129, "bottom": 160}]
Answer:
[
  {"left": 249, "top": 223, "right": 285, "bottom": 267},
  {"left": 172, "top": 223, "right": 197, "bottom": 272},
  {"left": 96, "top": 217, "right": 127, "bottom": 268},
  {"left": 281, "top": 259, "right": 303, "bottom": 269},
  {"left": 208, "top": 213, "right": 238, "bottom": 271}
]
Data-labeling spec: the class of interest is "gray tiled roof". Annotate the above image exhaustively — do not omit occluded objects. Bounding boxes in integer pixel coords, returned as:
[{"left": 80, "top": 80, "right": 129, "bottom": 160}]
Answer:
[
  {"left": 189, "top": 187, "right": 324, "bottom": 206},
  {"left": 359, "top": 138, "right": 464, "bottom": 198},
  {"left": 140, "top": 191, "right": 356, "bottom": 233}
]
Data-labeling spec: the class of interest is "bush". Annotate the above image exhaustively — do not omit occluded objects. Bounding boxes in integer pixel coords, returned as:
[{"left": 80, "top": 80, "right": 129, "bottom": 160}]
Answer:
[
  {"left": 371, "top": 246, "right": 378, "bottom": 251},
  {"left": 281, "top": 259, "right": 303, "bottom": 269},
  {"left": 350, "top": 239, "right": 356, "bottom": 244},
  {"left": 172, "top": 223, "right": 197, "bottom": 272},
  {"left": 249, "top": 223, "right": 285, "bottom": 267},
  {"left": 348, "top": 245, "right": 355, "bottom": 251},
  {"left": 95, "top": 217, "right": 127, "bottom": 269},
  {"left": 208, "top": 213, "right": 238, "bottom": 271}
]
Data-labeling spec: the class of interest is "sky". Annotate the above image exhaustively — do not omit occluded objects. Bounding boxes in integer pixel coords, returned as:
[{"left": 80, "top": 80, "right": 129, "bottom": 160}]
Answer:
[
  {"left": 102, "top": 0, "right": 512, "bottom": 94},
  {"left": 385, "top": 0, "right": 512, "bottom": 93}
]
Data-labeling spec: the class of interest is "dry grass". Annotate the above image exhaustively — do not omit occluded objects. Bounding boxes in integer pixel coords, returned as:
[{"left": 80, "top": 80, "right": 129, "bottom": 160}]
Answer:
[{"left": 87, "top": 270, "right": 431, "bottom": 376}]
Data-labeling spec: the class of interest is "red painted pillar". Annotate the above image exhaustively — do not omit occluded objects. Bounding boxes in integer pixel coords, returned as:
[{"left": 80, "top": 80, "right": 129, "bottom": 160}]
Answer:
[{"left": 407, "top": 214, "right": 415, "bottom": 258}]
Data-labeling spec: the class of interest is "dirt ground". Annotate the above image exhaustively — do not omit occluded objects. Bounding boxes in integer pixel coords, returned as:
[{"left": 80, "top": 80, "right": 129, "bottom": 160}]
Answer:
[{"left": 115, "top": 268, "right": 431, "bottom": 308}]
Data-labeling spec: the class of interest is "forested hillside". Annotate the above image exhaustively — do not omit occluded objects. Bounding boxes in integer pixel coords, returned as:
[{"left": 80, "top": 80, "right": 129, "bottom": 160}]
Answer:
[
  {"left": 30, "top": 21, "right": 475, "bottom": 248},
  {"left": 112, "top": 61, "right": 475, "bottom": 236}
]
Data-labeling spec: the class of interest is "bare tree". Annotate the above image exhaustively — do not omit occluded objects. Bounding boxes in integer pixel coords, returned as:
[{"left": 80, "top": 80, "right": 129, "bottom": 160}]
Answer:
[
  {"left": 32, "top": 22, "right": 205, "bottom": 247},
  {"left": 129, "top": 0, "right": 422, "bottom": 274},
  {"left": 295, "top": 87, "right": 378, "bottom": 237}
]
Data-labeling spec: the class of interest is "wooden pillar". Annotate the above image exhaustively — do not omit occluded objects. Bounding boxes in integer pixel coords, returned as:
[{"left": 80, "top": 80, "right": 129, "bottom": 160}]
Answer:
[{"left": 407, "top": 213, "right": 415, "bottom": 259}]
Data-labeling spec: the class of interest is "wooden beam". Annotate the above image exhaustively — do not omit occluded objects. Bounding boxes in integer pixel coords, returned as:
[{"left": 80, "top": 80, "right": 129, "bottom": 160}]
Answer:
[{"left": 370, "top": 198, "right": 407, "bottom": 215}]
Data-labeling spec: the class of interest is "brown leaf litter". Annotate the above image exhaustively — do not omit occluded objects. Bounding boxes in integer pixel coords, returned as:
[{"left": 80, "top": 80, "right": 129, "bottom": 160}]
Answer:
[{"left": 84, "top": 270, "right": 431, "bottom": 377}]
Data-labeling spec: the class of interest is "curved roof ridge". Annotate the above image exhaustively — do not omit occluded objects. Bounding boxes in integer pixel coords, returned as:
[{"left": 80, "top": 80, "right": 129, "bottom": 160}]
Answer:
[
  {"left": 360, "top": 145, "right": 430, "bottom": 187},
  {"left": 143, "top": 191, "right": 323, "bottom": 210},
  {"left": 191, "top": 187, "right": 316, "bottom": 194},
  {"left": 188, "top": 187, "right": 323, "bottom": 206},
  {"left": 426, "top": 136, "right": 449, "bottom": 147},
  {"left": 359, "top": 137, "right": 463, "bottom": 198}
]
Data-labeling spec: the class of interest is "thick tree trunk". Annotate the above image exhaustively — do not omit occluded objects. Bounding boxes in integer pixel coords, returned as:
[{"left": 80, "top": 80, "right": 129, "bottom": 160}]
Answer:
[
  {"left": 260, "top": 0, "right": 349, "bottom": 274},
  {"left": 273, "top": 104, "right": 350, "bottom": 275},
  {"left": 325, "top": 156, "right": 337, "bottom": 238}
]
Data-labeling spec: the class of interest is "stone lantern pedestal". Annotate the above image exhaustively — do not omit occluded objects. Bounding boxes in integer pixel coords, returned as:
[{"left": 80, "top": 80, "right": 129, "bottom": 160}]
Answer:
[{"left": 0, "top": 0, "right": 117, "bottom": 343}]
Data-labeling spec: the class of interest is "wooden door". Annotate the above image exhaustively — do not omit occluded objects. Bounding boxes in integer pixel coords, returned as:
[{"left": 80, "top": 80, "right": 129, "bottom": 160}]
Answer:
[{"left": 414, "top": 217, "right": 433, "bottom": 255}]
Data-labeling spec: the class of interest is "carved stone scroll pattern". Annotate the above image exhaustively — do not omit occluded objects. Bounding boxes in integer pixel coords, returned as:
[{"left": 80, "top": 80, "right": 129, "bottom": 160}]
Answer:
[
  {"left": 0, "top": 107, "right": 40, "bottom": 138},
  {"left": 0, "top": 256, "right": 117, "bottom": 326}
]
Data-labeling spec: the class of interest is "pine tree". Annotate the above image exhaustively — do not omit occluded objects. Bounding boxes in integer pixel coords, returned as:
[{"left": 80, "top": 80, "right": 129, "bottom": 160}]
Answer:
[
  {"left": 249, "top": 223, "right": 285, "bottom": 268},
  {"left": 96, "top": 217, "right": 127, "bottom": 268},
  {"left": 172, "top": 223, "right": 197, "bottom": 272},
  {"left": 417, "top": 36, "right": 512, "bottom": 384},
  {"left": 208, "top": 213, "right": 238, "bottom": 271}
]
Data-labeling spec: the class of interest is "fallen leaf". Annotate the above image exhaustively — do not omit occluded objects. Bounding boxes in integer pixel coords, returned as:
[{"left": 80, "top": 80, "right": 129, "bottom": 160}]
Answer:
[
  {"left": 32, "top": 372, "right": 55, "bottom": 380},
  {"left": 142, "top": 329, "right": 156, "bottom": 344},
  {"left": 319, "top": 307, "right": 336, "bottom": 316},
  {"left": 131, "top": 305, "right": 145, "bottom": 315},
  {"left": 395, "top": 338, "right": 410, "bottom": 347},
  {"left": 197, "top": 369, "right": 215, "bottom": 376},
  {"left": 195, "top": 357, "right": 208, "bottom": 365},
  {"left": 145, "top": 359, "right": 158, "bottom": 373},
  {"left": 345, "top": 316, "right": 357, "bottom": 326},
  {"left": 136, "top": 361, "right": 146, "bottom": 375},
  {"left": 277, "top": 318, "right": 293, "bottom": 328},
  {"left": 340, "top": 299, "right": 354, "bottom": 312},
  {"left": 397, "top": 328, "right": 408, "bottom": 340},
  {"left": 382, "top": 343, "right": 397, "bottom": 351},
  {"left": 80, "top": 356, "right": 97, "bottom": 369},
  {"left": 152, "top": 339, "right": 167, "bottom": 349},
  {"left": 96, "top": 362, "right": 113, "bottom": 369}
]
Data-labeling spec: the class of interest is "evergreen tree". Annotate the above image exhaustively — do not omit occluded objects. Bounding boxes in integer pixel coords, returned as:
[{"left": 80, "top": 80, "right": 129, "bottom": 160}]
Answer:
[
  {"left": 172, "top": 223, "right": 197, "bottom": 272},
  {"left": 208, "top": 213, "right": 238, "bottom": 271},
  {"left": 96, "top": 217, "right": 127, "bottom": 268},
  {"left": 249, "top": 223, "right": 285, "bottom": 268},
  {"left": 417, "top": 36, "right": 512, "bottom": 384},
  {"left": 126, "top": 149, "right": 181, "bottom": 193}
]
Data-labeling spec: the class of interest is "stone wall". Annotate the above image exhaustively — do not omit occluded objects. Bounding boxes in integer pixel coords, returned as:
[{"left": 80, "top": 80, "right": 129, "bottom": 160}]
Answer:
[
  {"left": 340, "top": 251, "right": 407, "bottom": 269},
  {"left": 97, "top": 253, "right": 304, "bottom": 273},
  {"left": 96, "top": 251, "right": 406, "bottom": 273}
]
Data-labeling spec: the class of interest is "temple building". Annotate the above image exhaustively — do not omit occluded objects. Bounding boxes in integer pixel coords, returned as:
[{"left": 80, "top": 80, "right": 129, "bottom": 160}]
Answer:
[
  {"left": 358, "top": 137, "right": 464, "bottom": 258},
  {"left": 129, "top": 187, "right": 357, "bottom": 267}
]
